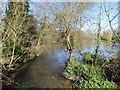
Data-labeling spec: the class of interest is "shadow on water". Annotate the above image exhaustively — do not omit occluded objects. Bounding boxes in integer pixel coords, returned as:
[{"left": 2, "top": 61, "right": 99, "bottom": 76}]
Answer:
[{"left": 16, "top": 41, "right": 119, "bottom": 88}]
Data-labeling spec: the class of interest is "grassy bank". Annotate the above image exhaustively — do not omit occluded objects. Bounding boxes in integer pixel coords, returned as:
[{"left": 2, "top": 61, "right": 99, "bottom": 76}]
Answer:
[{"left": 63, "top": 52, "right": 120, "bottom": 88}]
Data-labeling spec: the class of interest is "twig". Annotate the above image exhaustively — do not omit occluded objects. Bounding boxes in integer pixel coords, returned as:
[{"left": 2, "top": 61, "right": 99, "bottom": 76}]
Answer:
[
  {"left": 1, "top": 73, "right": 25, "bottom": 88},
  {"left": 12, "top": 50, "right": 27, "bottom": 65},
  {"left": 110, "top": 11, "right": 120, "bottom": 22},
  {"left": 103, "top": 3, "right": 120, "bottom": 41},
  {"left": 9, "top": 31, "right": 16, "bottom": 66}
]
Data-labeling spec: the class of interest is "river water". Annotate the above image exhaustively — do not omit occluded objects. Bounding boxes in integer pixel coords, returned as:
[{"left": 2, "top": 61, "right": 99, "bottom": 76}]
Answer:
[{"left": 16, "top": 41, "right": 119, "bottom": 88}]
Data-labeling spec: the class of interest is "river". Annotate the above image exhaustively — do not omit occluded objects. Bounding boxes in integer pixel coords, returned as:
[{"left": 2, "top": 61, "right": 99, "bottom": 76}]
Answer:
[{"left": 15, "top": 41, "right": 119, "bottom": 88}]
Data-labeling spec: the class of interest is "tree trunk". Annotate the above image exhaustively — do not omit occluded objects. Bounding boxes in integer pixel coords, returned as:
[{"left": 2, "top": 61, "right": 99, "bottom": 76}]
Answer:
[
  {"left": 66, "top": 32, "right": 75, "bottom": 61},
  {"left": 95, "top": 3, "right": 102, "bottom": 63}
]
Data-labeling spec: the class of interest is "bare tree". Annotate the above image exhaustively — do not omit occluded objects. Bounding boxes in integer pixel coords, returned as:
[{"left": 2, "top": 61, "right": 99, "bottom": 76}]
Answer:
[
  {"left": 95, "top": 3, "right": 102, "bottom": 61},
  {"left": 104, "top": 3, "right": 120, "bottom": 41},
  {"left": 51, "top": 2, "right": 94, "bottom": 61}
]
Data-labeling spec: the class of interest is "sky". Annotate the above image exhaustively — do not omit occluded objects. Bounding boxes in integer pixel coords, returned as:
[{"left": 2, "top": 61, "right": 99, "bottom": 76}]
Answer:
[
  {"left": 28, "top": 2, "right": 119, "bottom": 33},
  {"left": 1, "top": 1, "right": 119, "bottom": 34},
  {"left": 81, "top": 2, "right": 119, "bottom": 33}
]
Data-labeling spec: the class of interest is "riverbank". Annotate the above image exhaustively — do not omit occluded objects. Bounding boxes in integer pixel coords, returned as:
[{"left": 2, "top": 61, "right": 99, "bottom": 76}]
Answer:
[
  {"left": 1, "top": 45, "right": 63, "bottom": 88},
  {"left": 63, "top": 52, "right": 120, "bottom": 88},
  {"left": 1, "top": 41, "right": 119, "bottom": 88},
  {"left": 2, "top": 55, "right": 37, "bottom": 88},
  {"left": 3, "top": 51, "right": 71, "bottom": 88}
]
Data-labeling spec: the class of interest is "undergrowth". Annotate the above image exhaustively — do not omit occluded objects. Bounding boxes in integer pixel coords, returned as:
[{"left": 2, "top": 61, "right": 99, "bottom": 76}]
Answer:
[{"left": 64, "top": 59, "right": 116, "bottom": 88}]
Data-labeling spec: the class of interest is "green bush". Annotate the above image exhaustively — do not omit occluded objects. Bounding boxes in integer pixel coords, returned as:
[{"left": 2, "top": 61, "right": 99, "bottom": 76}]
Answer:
[
  {"left": 104, "top": 53, "right": 120, "bottom": 85},
  {"left": 82, "top": 52, "right": 107, "bottom": 66},
  {"left": 64, "top": 60, "right": 116, "bottom": 88},
  {"left": 2, "top": 37, "right": 31, "bottom": 64},
  {"left": 101, "top": 31, "right": 112, "bottom": 41}
]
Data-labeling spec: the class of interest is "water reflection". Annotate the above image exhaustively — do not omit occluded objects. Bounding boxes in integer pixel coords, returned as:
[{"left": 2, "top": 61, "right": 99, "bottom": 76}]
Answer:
[
  {"left": 17, "top": 41, "right": 119, "bottom": 88},
  {"left": 79, "top": 41, "right": 119, "bottom": 57},
  {"left": 18, "top": 52, "right": 71, "bottom": 88}
]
